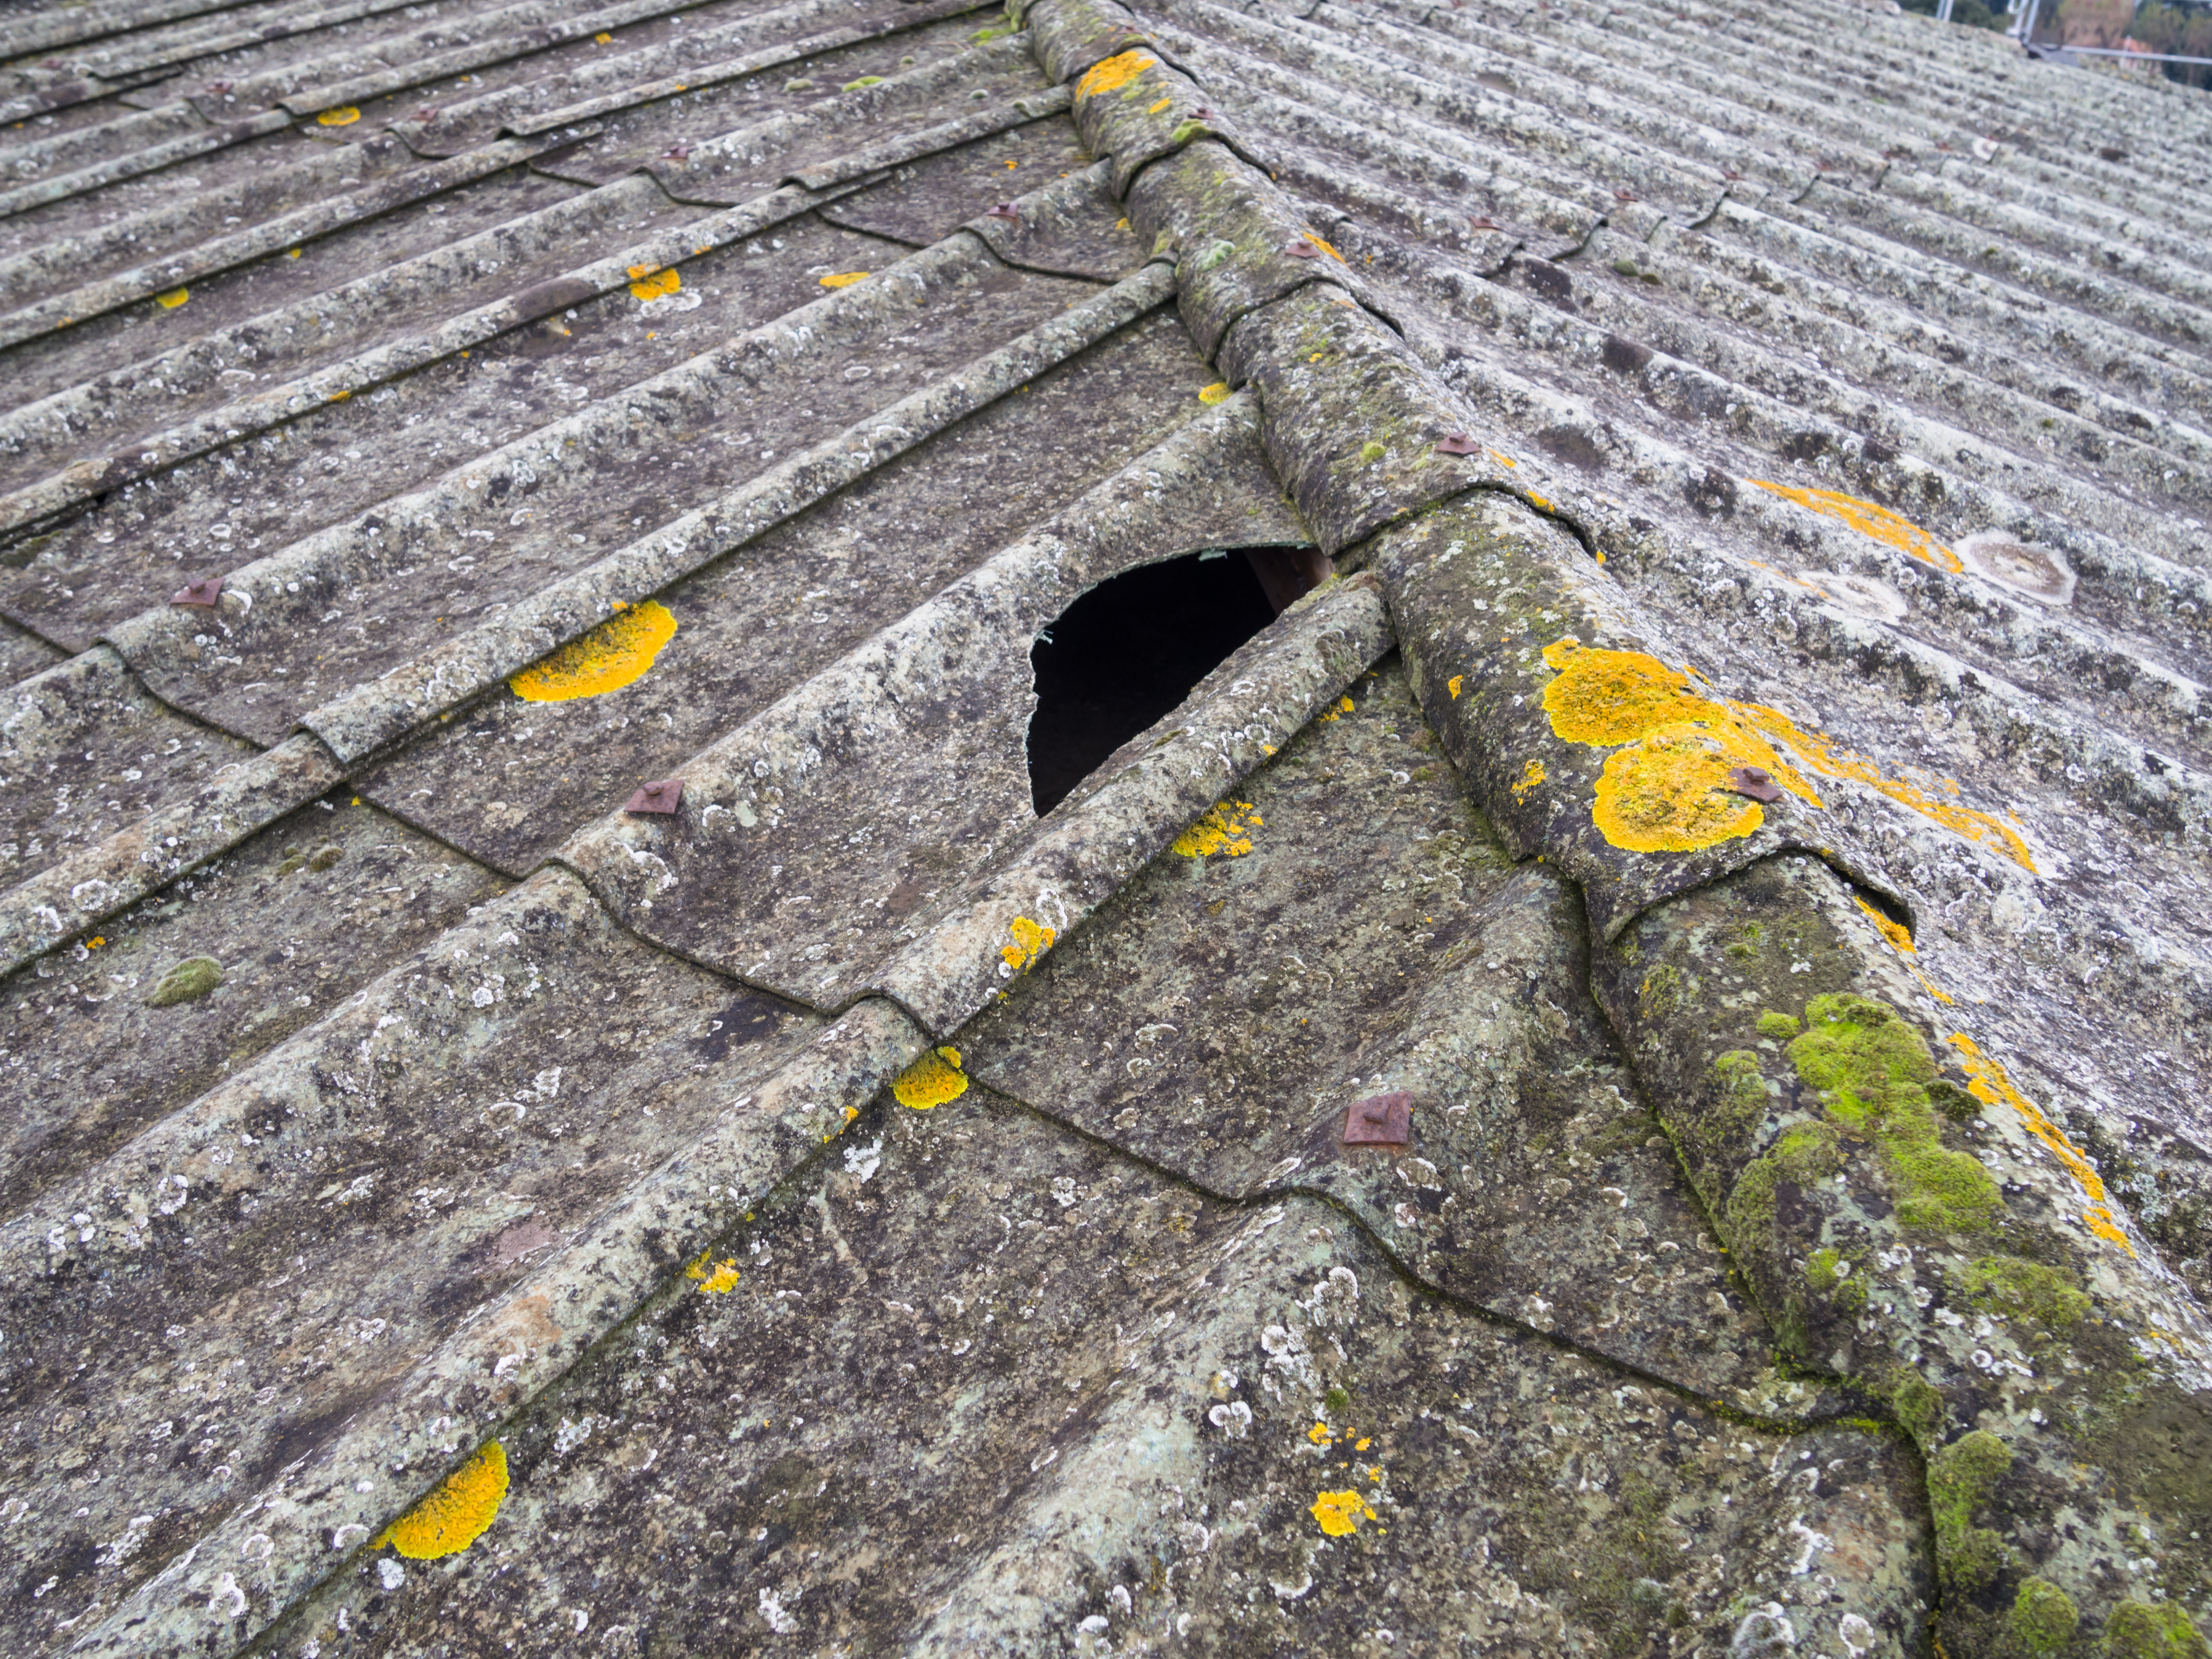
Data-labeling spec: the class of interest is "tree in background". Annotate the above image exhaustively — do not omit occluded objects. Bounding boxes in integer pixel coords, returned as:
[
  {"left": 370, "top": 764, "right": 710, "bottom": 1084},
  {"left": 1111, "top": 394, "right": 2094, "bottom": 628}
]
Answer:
[{"left": 2051, "top": 0, "right": 2212, "bottom": 83}]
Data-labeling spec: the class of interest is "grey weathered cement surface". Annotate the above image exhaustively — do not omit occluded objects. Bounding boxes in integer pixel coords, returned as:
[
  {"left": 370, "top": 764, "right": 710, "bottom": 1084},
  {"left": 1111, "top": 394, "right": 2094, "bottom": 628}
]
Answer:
[{"left": 2, "top": 0, "right": 2211, "bottom": 1649}]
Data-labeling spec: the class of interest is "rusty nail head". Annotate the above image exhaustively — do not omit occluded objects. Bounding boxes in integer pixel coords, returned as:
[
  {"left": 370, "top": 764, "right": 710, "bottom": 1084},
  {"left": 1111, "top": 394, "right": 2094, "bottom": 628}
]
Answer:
[
  {"left": 1190, "top": 106, "right": 1218, "bottom": 121},
  {"left": 625, "top": 778, "right": 684, "bottom": 815},
  {"left": 171, "top": 576, "right": 224, "bottom": 607},
  {"left": 1725, "top": 765, "right": 1783, "bottom": 803},
  {"left": 1283, "top": 238, "right": 1322, "bottom": 259},
  {"left": 986, "top": 202, "right": 1019, "bottom": 220},
  {"left": 1342, "top": 1092, "right": 1412, "bottom": 1148},
  {"left": 1434, "top": 433, "right": 1482, "bottom": 456}
]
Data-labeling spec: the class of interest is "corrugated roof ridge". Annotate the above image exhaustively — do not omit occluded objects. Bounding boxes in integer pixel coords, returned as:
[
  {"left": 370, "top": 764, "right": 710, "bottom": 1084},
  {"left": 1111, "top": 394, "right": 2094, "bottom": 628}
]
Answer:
[
  {"left": 0, "top": 136, "right": 553, "bottom": 347},
  {"left": 0, "top": 175, "right": 830, "bottom": 531}
]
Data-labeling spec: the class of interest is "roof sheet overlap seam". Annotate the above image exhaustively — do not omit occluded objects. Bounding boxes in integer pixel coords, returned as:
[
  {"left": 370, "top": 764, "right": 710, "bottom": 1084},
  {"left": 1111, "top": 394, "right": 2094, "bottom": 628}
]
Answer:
[{"left": 0, "top": 225, "right": 1170, "bottom": 976}]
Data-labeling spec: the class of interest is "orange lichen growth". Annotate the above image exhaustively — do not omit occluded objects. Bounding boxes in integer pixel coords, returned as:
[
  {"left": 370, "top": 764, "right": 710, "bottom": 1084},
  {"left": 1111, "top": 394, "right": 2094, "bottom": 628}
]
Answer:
[
  {"left": 1311, "top": 1490, "right": 1376, "bottom": 1536},
  {"left": 154, "top": 288, "right": 189, "bottom": 310},
  {"left": 1540, "top": 642, "right": 1705, "bottom": 744},
  {"left": 1198, "top": 382, "right": 1230, "bottom": 405},
  {"left": 1447, "top": 675, "right": 1464, "bottom": 700},
  {"left": 1535, "top": 640, "right": 2033, "bottom": 869},
  {"left": 317, "top": 106, "right": 361, "bottom": 126},
  {"left": 1855, "top": 895, "right": 1915, "bottom": 954},
  {"left": 1172, "top": 801, "right": 1260, "bottom": 857},
  {"left": 1299, "top": 228, "right": 1345, "bottom": 262},
  {"left": 818, "top": 271, "right": 870, "bottom": 289},
  {"left": 1538, "top": 642, "right": 1816, "bottom": 854},
  {"left": 627, "top": 265, "right": 681, "bottom": 300},
  {"left": 376, "top": 1443, "right": 508, "bottom": 1560},
  {"left": 1001, "top": 915, "right": 1056, "bottom": 972},
  {"left": 686, "top": 1252, "right": 740, "bottom": 1294},
  {"left": 508, "top": 601, "right": 676, "bottom": 702},
  {"left": 1947, "top": 1035, "right": 2132, "bottom": 1254},
  {"left": 1593, "top": 733, "right": 1767, "bottom": 853},
  {"left": 1512, "top": 759, "right": 1545, "bottom": 800},
  {"left": 1075, "top": 49, "right": 1157, "bottom": 98},
  {"left": 893, "top": 1046, "right": 967, "bottom": 1109},
  {"left": 1748, "top": 481, "right": 1963, "bottom": 574},
  {"left": 1731, "top": 703, "right": 2034, "bottom": 871}
]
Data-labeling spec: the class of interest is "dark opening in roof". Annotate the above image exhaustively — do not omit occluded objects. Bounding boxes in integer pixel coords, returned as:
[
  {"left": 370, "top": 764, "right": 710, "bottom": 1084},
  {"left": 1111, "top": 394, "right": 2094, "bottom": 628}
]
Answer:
[{"left": 1025, "top": 547, "right": 1322, "bottom": 816}]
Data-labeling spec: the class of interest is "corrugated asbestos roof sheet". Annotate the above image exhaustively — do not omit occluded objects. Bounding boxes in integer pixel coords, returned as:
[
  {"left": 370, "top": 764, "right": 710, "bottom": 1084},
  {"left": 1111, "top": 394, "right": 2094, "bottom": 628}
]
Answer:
[{"left": 0, "top": 0, "right": 2210, "bottom": 1650}]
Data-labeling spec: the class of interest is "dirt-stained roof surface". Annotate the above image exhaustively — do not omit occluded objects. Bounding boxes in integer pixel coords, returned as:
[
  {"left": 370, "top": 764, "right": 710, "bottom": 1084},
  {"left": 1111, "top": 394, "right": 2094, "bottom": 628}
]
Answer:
[{"left": 1, "top": 0, "right": 2210, "bottom": 1651}]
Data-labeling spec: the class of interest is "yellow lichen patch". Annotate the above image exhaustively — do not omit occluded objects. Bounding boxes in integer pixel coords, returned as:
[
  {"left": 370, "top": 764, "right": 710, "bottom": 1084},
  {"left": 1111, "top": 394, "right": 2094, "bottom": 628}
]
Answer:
[
  {"left": 893, "top": 1046, "right": 967, "bottom": 1109},
  {"left": 1172, "top": 801, "right": 1260, "bottom": 858},
  {"left": 1948, "top": 1035, "right": 2133, "bottom": 1253},
  {"left": 1540, "top": 642, "right": 1708, "bottom": 744},
  {"left": 376, "top": 1443, "right": 507, "bottom": 1560},
  {"left": 317, "top": 106, "right": 361, "bottom": 125},
  {"left": 1593, "top": 731, "right": 1767, "bottom": 853},
  {"left": 627, "top": 265, "right": 681, "bottom": 301},
  {"left": 686, "top": 1253, "right": 741, "bottom": 1294},
  {"left": 1310, "top": 1490, "right": 1376, "bottom": 1536},
  {"left": 817, "top": 271, "right": 870, "bottom": 289},
  {"left": 1512, "top": 759, "right": 1546, "bottom": 801},
  {"left": 1299, "top": 228, "right": 1346, "bottom": 262},
  {"left": 1855, "top": 895, "right": 1915, "bottom": 954},
  {"left": 1732, "top": 704, "right": 2033, "bottom": 872},
  {"left": 1538, "top": 642, "right": 2033, "bottom": 870},
  {"left": 1748, "top": 481, "right": 1963, "bottom": 574},
  {"left": 1075, "top": 48, "right": 1157, "bottom": 98},
  {"left": 1198, "top": 381, "right": 1230, "bottom": 405},
  {"left": 1527, "top": 493, "right": 1552, "bottom": 511},
  {"left": 1318, "top": 695, "right": 1355, "bottom": 723},
  {"left": 1001, "top": 914, "right": 1057, "bottom": 974},
  {"left": 1148, "top": 96, "right": 1173, "bottom": 112},
  {"left": 154, "top": 288, "right": 189, "bottom": 310},
  {"left": 508, "top": 601, "right": 676, "bottom": 702},
  {"left": 1447, "top": 675, "right": 1464, "bottom": 700},
  {"left": 1307, "top": 1421, "right": 1334, "bottom": 1444}
]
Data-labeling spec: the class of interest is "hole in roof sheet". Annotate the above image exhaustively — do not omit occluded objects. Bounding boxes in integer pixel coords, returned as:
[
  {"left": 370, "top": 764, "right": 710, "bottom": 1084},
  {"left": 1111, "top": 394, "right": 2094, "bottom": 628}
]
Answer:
[{"left": 1025, "top": 548, "right": 1321, "bottom": 817}]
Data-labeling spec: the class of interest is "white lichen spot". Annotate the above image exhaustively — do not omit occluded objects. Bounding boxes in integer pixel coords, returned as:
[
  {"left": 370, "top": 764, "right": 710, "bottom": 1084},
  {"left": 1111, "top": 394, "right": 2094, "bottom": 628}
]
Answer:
[
  {"left": 843, "top": 1139, "right": 883, "bottom": 1183},
  {"left": 758, "top": 1587, "right": 799, "bottom": 1634},
  {"left": 1208, "top": 1401, "right": 1252, "bottom": 1438},
  {"left": 207, "top": 1573, "right": 248, "bottom": 1620}
]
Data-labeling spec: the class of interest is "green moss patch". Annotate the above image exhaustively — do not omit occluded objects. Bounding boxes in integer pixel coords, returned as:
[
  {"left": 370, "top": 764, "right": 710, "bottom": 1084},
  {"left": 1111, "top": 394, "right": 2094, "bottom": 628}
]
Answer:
[
  {"left": 2008, "top": 1577, "right": 2079, "bottom": 1655},
  {"left": 1786, "top": 995, "right": 2003, "bottom": 1236},
  {"left": 1928, "top": 1429, "right": 2013, "bottom": 1593},
  {"left": 147, "top": 956, "right": 224, "bottom": 1008},
  {"left": 2104, "top": 1600, "right": 2209, "bottom": 1659},
  {"left": 1756, "top": 1010, "right": 1801, "bottom": 1039},
  {"left": 1963, "top": 1255, "right": 2090, "bottom": 1337}
]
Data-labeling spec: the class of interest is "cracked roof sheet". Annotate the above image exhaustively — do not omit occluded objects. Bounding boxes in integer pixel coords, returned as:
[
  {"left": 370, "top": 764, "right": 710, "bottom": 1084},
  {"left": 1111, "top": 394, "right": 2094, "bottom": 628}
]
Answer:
[{"left": 0, "top": 0, "right": 2209, "bottom": 1652}]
